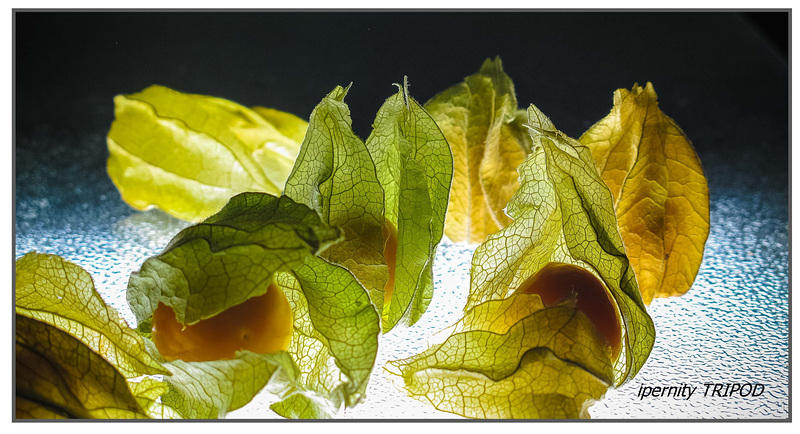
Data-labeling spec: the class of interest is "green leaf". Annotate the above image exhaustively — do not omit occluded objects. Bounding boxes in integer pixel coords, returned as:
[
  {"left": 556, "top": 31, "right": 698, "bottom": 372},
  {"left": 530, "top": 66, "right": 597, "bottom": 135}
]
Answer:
[
  {"left": 16, "top": 396, "right": 70, "bottom": 419},
  {"left": 252, "top": 106, "right": 310, "bottom": 144},
  {"left": 127, "top": 192, "right": 380, "bottom": 417},
  {"left": 389, "top": 103, "right": 655, "bottom": 419},
  {"left": 15, "top": 252, "right": 181, "bottom": 419},
  {"left": 365, "top": 79, "right": 454, "bottom": 331},
  {"left": 387, "top": 292, "right": 613, "bottom": 419},
  {"left": 15, "top": 252, "right": 168, "bottom": 378},
  {"left": 424, "top": 57, "right": 531, "bottom": 244},
  {"left": 14, "top": 252, "right": 300, "bottom": 420},
  {"left": 107, "top": 85, "right": 305, "bottom": 222},
  {"left": 269, "top": 392, "right": 333, "bottom": 419},
  {"left": 127, "top": 193, "right": 342, "bottom": 324},
  {"left": 284, "top": 85, "right": 389, "bottom": 312},
  {"left": 15, "top": 253, "right": 180, "bottom": 419},
  {"left": 15, "top": 314, "right": 152, "bottom": 419},
  {"left": 468, "top": 104, "right": 655, "bottom": 385},
  {"left": 284, "top": 82, "right": 452, "bottom": 332},
  {"left": 159, "top": 351, "right": 295, "bottom": 419},
  {"left": 270, "top": 258, "right": 381, "bottom": 416},
  {"left": 127, "top": 377, "right": 181, "bottom": 419}
]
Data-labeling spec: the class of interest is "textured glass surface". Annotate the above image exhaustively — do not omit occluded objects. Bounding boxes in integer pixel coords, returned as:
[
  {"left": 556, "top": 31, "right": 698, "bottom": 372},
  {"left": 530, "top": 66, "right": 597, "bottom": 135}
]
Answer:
[{"left": 14, "top": 132, "right": 788, "bottom": 419}]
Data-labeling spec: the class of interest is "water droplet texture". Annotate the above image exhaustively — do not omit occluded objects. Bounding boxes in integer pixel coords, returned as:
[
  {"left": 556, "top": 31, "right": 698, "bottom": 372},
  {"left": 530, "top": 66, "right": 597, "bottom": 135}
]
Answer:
[{"left": 16, "top": 131, "right": 787, "bottom": 419}]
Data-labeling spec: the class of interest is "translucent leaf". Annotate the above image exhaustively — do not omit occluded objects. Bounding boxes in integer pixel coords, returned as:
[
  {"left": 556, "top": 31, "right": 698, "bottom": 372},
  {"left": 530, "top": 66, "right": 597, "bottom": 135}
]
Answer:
[
  {"left": 127, "top": 192, "right": 380, "bottom": 418},
  {"left": 387, "top": 293, "right": 613, "bottom": 419},
  {"left": 15, "top": 252, "right": 168, "bottom": 378},
  {"left": 251, "top": 106, "right": 310, "bottom": 144},
  {"left": 389, "top": 103, "right": 656, "bottom": 419},
  {"left": 14, "top": 254, "right": 176, "bottom": 419},
  {"left": 107, "top": 85, "right": 304, "bottom": 221},
  {"left": 14, "top": 252, "right": 296, "bottom": 420},
  {"left": 284, "top": 85, "right": 389, "bottom": 311},
  {"left": 269, "top": 391, "right": 333, "bottom": 419},
  {"left": 469, "top": 104, "right": 655, "bottom": 386},
  {"left": 285, "top": 82, "right": 452, "bottom": 332},
  {"left": 365, "top": 79, "right": 454, "bottom": 331},
  {"left": 127, "top": 193, "right": 342, "bottom": 324},
  {"left": 15, "top": 314, "right": 152, "bottom": 419},
  {"left": 159, "top": 351, "right": 294, "bottom": 419},
  {"left": 16, "top": 396, "right": 70, "bottom": 419},
  {"left": 271, "top": 256, "right": 380, "bottom": 415},
  {"left": 424, "top": 57, "right": 531, "bottom": 244},
  {"left": 127, "top": 377, "right": 181, "bottom": 419},
  {"left": 579, "top": 83, "right": 710, "bottom": 303}
]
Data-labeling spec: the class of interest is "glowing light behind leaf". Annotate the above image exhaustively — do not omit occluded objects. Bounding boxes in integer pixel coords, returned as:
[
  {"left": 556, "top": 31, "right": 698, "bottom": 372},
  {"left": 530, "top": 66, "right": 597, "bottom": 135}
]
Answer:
[
  {"left": 107, "top": 85, "right": 305, "bottom": 222},
  {"left": 425, "top": 57, "right": 531, "bottom": 244},
  {"left": 366, "top": 79, "right": 453, "bottom": 331},
  {"left": 579, "top": 83, "right": 710, "bottom": 303}
]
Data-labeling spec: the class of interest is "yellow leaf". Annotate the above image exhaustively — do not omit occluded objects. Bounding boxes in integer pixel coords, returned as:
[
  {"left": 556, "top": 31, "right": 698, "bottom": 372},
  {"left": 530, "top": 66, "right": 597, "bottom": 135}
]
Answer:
[
  {"left": 387, "top": 293, "right": 613, "bottom": 419},
  {"left": 425, "top": 58, "right": 530, "bottom": 244},
  {"left": 251, "top": 106, "right": 309, "bottom": 144},
  {"left": 579, "top": 83, "right": 710, "bottom": 304},
  {"left": 107, "top": 85, "right": 304, "bottom": 222}
]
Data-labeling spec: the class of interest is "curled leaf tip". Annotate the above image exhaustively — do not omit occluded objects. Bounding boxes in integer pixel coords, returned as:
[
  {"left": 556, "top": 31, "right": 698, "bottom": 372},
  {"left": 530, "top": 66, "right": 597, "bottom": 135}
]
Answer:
[
  {"left": 402, "top": 76, "right": 411, "bottom": 109},
  {"left": 390, "top": 76, "right": 412, "bottom": 110},
  {"left": 326, "top": 84, "right": 353, "bottom": 102}
]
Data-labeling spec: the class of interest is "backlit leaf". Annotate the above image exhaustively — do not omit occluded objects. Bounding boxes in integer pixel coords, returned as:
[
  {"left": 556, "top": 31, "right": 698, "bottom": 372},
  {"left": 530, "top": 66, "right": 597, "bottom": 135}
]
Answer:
[
  {"left": 268, "top": 391, "right": 334, "bottom": 419},
  {"left": 107, "top": 85, "right": 305, "bottom": 221},
  {"left": 15, "top": 252, "right": 168, "bottom": 378},
  {"left": 284, "top": 85, "right": 389, "bottom": 311},
  {"left": 425, "top": 57, "right": 531, "bottom": 244},
  {"left": 127, "top": 193, "right": 342, "bottom": 324},
  {"left": 15, "top": 314, "right": 151, "bottom": 419},
  {"left": 252, "top": 106, "right": 310, "bottom": 144},
  {"left": 127, "top": 192, "right": 380, "bottom": 418},
  {"left": 15, "top": 396, "right": 70, "bottom": 419},
  {"left": 469, "top": 104, "right": 654, "bottom": 385},
  {"left": 270, "top": 256, "right": 381, "bottom": 416},
  {"left": 389, "top": 103, "right": 655, "bottom": 419},
  {"left": 159, "top": 351, "right": 295, "bottom": 419},
  {"left": 15, "top": 252, "right": 290, "bottom": 419},
  {"left": 286, "top": 82, "right": 452, "bottom": 332},
  {"left": 387, "top": 293, "right": 613, "bottom": 419},
  {"left": 579, "top": 83, "right": 710, "bottom": 303},
  {"left": 366, "top": 79, "right": 453, "bottom": 331}
]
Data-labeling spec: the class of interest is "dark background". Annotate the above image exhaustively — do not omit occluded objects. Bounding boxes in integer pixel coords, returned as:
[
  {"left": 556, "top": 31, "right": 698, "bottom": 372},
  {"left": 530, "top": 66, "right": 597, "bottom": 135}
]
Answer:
[{"left": 14, "top": 10, "right": 789, "bottom": 215}]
